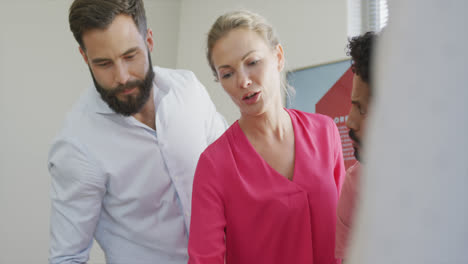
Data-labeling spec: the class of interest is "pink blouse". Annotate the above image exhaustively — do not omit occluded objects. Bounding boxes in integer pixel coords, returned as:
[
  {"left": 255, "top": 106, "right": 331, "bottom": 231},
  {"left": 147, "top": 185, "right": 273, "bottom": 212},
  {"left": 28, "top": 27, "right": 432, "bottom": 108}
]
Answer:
[{"left": 188, "top": 109, "right": 345, "bottom": 264}]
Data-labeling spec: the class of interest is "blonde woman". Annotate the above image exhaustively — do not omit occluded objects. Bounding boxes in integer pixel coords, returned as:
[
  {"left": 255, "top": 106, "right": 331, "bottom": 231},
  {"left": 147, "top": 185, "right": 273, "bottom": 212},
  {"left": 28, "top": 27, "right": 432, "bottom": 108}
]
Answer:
[{"left": 188, "top": 10, "right": 345, "bottom": 264}]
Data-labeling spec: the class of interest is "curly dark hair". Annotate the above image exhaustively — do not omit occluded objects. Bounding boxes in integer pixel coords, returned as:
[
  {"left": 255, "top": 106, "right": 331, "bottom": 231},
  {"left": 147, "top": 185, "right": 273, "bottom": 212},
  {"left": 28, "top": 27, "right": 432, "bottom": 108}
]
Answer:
[{"left": 347, "top": 31, "right": 376, "bottom": 85}]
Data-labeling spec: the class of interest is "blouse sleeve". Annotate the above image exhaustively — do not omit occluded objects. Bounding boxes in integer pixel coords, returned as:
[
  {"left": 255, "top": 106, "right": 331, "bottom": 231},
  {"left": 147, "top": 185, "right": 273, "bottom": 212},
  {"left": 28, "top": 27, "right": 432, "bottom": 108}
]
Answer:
[
  {"left": 331, "top": 119, "right": 346, "bottom": 195},
  {"left": 188, "top": 152, "right": 226, "bottom": 264}
]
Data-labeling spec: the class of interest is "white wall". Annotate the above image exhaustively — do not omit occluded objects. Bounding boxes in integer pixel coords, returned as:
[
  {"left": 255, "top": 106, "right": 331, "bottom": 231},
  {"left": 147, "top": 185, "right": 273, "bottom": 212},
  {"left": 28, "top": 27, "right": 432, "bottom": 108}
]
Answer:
[
  {"left": 176, "top": 0, "right": 348, "bottom": 123},
  {"left": 0, "top": 1, "right": 180, "bottom": 263},
  {"left": 0, "top": 0, "right": 346, "bottom": 263},
  {"left": 146, "top": 0, "right": 182, "bottom": 69}
]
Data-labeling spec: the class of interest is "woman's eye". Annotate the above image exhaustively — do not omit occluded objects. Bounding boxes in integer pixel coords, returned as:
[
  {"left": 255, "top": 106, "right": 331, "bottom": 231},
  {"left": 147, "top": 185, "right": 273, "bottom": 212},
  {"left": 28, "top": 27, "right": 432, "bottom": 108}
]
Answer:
[
  {"left": 248, "top": 60, "right": 259, "bottom": 66},
  {"left": 221, "top": 72, "right": 233, "bottom": 79}
]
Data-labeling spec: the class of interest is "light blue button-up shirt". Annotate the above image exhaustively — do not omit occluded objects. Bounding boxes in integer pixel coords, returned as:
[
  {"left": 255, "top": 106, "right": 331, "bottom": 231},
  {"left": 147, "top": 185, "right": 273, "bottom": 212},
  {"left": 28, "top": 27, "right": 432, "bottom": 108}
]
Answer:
[{"left": 48, "top": 67, "right": 227, "bottom": 264}]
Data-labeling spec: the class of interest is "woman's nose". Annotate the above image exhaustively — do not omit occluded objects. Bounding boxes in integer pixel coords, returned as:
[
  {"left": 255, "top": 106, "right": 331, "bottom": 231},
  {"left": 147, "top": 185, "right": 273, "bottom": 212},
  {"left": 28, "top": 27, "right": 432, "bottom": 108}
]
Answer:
[{"left": 238, "top": 70, "right": 252, "bottom": 89}]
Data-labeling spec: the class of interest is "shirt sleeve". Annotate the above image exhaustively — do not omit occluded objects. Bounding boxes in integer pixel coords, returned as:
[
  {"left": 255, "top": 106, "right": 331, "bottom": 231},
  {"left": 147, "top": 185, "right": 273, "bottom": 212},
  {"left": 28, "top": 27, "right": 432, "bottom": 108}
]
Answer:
[
  {"left": 48, "top": 138, "right": 106, "bottom": 264},
  {"left": 335, "top": 169, "right": 354, "bottom": 260},
  {"left": 192, "top": 72, "right": 228, "bottom": 145},
  {"left": 188, "top": 153, "right": 226, "bottom": 264},
  {"left": 330, "top": 118, "right": 346, "bottom": 195}
]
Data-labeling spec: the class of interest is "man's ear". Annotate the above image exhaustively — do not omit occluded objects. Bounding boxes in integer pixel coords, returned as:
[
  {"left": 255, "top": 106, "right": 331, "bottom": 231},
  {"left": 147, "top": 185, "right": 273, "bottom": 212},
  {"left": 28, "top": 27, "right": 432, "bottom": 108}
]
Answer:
[
  {"left": 79, "top": 46, "right": 89, "bottom": 64},
  {"left": 146, "top": 28, "right": 154, "bottom": 53}
]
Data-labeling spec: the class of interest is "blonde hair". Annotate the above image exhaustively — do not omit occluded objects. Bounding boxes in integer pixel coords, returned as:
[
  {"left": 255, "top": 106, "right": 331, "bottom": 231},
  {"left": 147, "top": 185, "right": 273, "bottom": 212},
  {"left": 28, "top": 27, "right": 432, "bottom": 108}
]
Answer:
[{"left": 206, "top": 10, "right": 295, "bottom": 101}]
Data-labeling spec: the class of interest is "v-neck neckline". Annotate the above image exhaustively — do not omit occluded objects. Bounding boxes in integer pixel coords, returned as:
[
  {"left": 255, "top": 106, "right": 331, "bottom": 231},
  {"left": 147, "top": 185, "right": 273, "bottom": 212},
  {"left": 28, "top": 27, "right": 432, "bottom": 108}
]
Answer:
[{"left": 233, "top": 108, "right": 298, "bottom": 183}]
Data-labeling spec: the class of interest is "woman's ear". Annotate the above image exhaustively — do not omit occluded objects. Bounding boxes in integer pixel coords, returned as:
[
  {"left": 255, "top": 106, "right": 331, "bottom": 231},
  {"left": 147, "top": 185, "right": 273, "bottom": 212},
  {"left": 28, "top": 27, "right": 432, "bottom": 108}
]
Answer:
[{"left": 275, "top": 44, "right": 285, "bottom": 71}]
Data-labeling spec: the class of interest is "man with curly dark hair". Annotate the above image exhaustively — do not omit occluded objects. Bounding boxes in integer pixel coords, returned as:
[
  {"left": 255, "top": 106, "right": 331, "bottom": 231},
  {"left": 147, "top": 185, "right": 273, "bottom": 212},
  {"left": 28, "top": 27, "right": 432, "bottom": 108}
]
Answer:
[
  {"left": 335, "top": 31, "right": 376, "bottom": 262},
  {"left": 346, "top": 31, "right": 375, "bottom": 162}
]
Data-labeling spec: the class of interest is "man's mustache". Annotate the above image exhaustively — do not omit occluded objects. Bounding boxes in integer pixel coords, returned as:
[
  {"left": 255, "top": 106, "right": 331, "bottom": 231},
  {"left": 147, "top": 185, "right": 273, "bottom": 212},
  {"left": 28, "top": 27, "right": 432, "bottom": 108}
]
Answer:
[
  {"left": 108, "top": 80, "right": 144, "bottom": 96},
  {"left": 349, "top": 129, "right": 360, "bottom": 145}
]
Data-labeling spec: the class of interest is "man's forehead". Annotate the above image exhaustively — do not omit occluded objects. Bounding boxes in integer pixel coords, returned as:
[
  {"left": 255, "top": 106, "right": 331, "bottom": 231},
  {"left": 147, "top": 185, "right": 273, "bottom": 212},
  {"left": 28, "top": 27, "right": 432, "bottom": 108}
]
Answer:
[
  {"left": 352, "top": 74, "right": 370, "bottom": 99},
  {"left": 82, "top": 15, "right": 144, "bottom": 56}
]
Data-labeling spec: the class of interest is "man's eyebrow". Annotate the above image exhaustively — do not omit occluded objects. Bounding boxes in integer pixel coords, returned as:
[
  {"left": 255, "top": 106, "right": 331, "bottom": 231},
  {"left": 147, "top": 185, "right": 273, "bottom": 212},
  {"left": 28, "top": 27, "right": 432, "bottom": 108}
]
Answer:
[
  {"left": 122, "top": 47, "right": 138, "bottom": 56},
  {"left": 91, "top": 47, "right": 139, "bottom": 64},
  {"left": 91, "top": 57, "right": 111, "bottom": 64}
]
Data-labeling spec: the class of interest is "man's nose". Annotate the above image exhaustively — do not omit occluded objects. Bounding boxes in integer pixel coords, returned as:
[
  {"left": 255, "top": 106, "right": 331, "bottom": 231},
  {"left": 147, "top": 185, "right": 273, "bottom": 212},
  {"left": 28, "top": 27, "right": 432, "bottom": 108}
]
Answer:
[
  {"left": 346, "top": 112, "right": 357, "bottom": 131},
  {"left": 114, "top": 62, "right": 130, "bottom": 85}
]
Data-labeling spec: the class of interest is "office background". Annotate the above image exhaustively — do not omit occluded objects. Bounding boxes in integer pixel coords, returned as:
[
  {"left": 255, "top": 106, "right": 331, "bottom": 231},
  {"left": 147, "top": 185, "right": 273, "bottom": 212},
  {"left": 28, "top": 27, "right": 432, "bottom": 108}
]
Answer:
[
  {"left": 0, "top": 0, "right": 375, "bottom": 263},
  {"left": 3, "top": 1, "right": 464, "bottom": 264}
]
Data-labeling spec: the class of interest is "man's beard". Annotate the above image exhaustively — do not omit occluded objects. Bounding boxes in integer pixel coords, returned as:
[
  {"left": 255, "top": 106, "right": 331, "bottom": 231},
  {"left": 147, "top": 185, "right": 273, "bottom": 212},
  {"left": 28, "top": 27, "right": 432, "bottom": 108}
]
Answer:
[
  {"left": 91, "top": 55, "right": 155, "bottom": 116},
  {"left": 349, "top": 129, "right": 361, "bottom": 162}
]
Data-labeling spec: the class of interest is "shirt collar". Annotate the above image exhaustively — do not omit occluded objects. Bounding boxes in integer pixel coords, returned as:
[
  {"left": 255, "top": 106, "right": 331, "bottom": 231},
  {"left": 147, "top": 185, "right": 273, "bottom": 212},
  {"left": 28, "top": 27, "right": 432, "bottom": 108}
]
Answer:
[{"left": 89, "top": 86, "right": 115, "bottom": 114}]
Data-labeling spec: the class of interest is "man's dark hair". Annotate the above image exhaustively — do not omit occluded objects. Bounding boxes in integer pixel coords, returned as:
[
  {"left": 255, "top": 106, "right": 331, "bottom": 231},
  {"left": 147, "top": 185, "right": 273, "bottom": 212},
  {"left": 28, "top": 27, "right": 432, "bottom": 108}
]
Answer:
[
  {"left": 347, "top": 31, "right": 376, "bottom": 85},
  {"left": 69, "top": 0, "right": 147, "bottom": 49}
]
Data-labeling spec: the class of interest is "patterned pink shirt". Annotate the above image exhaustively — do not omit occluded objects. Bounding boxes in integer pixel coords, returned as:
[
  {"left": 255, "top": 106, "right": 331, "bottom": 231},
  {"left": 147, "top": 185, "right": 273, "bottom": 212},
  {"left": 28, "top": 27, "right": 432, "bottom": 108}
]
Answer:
[{"left": 335, "top": 161, "right": 361, "bottom": 260}]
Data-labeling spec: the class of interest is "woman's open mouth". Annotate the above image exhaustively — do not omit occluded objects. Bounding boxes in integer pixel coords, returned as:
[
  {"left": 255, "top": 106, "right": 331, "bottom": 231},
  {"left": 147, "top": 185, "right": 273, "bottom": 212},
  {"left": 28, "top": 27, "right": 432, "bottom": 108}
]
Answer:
[{"left": 242, "top": 91, "right": 260, "bottom": 104}]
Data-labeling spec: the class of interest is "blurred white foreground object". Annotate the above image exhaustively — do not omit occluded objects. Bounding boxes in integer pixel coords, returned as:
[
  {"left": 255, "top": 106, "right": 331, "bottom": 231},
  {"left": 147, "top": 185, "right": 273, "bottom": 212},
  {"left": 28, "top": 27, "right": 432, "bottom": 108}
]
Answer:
[{"left": 347, "top": 0, "right": 468, "bottom": 263}]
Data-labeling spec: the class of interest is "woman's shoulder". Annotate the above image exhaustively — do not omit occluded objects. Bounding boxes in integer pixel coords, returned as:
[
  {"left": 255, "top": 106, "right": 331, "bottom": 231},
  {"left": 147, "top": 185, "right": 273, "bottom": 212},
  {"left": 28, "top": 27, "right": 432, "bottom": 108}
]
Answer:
[
  {"left": 194, "top": 123, "right": 240, "bottom": 189},
  {"left": 199, "top": 122, "right": 238, "bottom": 165},
  {"left": 287, "top": 108, "right": 335, "bottom": 129}
]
